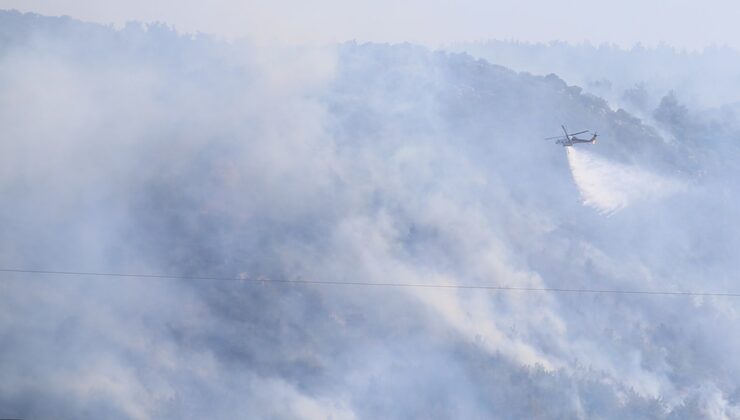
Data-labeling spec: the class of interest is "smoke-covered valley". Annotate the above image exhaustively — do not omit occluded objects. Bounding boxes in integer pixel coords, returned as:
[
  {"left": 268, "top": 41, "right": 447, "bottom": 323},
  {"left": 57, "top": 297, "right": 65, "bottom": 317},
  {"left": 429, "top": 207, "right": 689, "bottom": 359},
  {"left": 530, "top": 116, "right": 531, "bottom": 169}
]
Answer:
[{"left": 3, "top": 10, "right": 740, "bottom": 419}]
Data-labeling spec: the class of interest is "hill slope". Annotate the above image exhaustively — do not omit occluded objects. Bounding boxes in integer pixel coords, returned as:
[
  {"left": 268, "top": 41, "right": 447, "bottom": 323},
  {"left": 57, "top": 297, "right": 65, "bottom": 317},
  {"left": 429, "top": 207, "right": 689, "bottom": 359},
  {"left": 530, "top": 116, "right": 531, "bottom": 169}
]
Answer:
[{"left": 2, "top": 10, "right": 740, "bottom": 419}]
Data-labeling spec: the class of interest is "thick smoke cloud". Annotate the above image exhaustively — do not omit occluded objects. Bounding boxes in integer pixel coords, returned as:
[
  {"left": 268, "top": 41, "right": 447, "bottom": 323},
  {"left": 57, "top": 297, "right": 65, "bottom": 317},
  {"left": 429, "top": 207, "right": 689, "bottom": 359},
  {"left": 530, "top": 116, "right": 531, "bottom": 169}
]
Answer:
[{"left": 3, "top": 10, "right": 740, "bottom": 419}]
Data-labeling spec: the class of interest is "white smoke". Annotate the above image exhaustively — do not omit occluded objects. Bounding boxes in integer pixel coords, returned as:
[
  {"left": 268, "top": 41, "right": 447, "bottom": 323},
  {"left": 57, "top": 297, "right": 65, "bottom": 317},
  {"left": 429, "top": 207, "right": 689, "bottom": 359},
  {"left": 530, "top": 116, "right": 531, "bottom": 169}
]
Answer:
[
  {"left": 7, "top": 12, "right": 740, "bottom": 419},
  {"left": 566, "top": 147, "right": 684, "bottom": 214}
]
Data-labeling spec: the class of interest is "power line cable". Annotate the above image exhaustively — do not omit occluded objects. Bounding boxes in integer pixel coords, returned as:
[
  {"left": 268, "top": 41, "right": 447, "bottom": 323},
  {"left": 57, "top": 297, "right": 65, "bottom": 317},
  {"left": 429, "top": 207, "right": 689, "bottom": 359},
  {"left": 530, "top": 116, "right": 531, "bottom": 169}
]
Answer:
[{"left": 1, "top": 268, "right": 738, "bottom": 297}]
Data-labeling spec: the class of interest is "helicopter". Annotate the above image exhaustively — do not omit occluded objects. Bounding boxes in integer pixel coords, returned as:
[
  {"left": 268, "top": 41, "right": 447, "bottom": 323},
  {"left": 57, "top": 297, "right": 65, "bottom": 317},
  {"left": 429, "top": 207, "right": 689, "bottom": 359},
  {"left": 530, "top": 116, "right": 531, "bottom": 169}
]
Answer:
[{"left": 545, "top": 125, "right": 598, "bottom": 147}]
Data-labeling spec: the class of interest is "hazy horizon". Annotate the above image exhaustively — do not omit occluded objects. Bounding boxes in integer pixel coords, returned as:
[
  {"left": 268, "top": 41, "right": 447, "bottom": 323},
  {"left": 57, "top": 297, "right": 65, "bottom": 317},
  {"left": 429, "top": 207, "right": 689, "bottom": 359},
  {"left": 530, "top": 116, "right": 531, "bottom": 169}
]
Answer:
[{"left": 3, "top": 1, "right": 740, "bottom": 50}]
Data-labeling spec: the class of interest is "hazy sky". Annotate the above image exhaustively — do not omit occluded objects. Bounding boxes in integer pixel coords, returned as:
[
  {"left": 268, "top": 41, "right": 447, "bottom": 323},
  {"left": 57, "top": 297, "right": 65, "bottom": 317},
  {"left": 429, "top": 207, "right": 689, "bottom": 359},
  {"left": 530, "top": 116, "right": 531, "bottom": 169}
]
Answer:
[{"left": 3, "top": 0, "right": 739, "bottom": 49}]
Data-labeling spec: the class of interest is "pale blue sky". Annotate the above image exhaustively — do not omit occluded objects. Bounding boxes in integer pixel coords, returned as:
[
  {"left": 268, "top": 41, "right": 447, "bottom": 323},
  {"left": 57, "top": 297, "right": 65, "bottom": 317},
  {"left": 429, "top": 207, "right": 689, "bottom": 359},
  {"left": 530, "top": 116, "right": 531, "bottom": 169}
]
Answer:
[{"left": 2, "top": 0, "right": 738, "bottom": 49}]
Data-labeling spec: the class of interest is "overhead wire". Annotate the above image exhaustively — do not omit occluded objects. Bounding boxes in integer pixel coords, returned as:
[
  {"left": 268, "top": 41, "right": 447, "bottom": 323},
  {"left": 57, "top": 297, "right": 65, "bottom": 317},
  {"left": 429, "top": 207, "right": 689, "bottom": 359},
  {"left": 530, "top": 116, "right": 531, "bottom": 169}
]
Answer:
[{"left": 1, "top": 268, "right": 739, "bottom": 297}]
